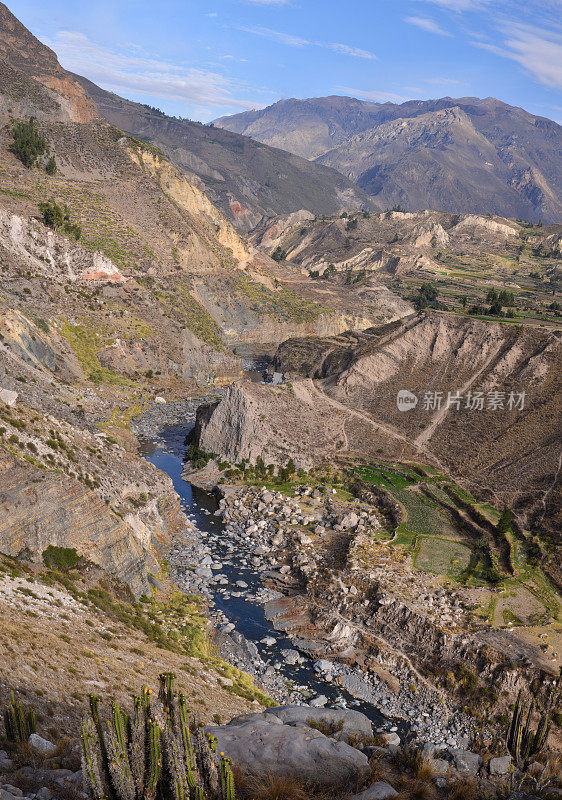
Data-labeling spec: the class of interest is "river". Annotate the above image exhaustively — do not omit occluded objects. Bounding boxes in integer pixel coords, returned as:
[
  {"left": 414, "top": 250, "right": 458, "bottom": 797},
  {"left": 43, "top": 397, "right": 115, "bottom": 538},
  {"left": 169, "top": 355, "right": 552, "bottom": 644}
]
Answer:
[{"left": 140, "top": 422, "right": 391, "bottom": 729}]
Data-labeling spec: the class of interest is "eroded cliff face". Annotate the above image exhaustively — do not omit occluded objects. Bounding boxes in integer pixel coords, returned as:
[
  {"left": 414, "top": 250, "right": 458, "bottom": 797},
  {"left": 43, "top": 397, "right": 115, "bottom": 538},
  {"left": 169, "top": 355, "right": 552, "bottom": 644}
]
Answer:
[
  {"left": 128, "top": 147, "right": 252, "bottom": 265},
  {"left": 194, "top": 312, "right": 561, "bottom": 536},
  {"left": 193, "top": 378, "right": 419, "bottom": 470},
  {"left": 0, "top": 451, "right": 156, "bottom": 596},
  {"left": 0, "top": 207, "right": 125, "bottom": 283}
]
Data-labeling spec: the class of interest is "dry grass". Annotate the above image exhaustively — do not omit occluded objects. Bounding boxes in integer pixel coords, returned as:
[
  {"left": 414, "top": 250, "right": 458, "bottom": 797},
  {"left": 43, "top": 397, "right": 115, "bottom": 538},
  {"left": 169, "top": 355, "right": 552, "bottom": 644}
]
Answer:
[
  {"left": 394, "top": 781, "right": 437, "bottom": 800},
  {"left": 447, "top": 778, "right": 479, "bottom": 800},
  {"left": 235, "top": 771, "right": 346, "bottom": 800}
]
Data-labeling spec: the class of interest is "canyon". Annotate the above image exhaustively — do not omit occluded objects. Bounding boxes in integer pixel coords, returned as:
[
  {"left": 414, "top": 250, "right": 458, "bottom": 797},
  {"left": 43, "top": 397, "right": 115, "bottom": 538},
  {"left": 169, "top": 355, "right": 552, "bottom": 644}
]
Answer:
[{"left": 0, "top": 4, "right": 560, "bottom": 800}]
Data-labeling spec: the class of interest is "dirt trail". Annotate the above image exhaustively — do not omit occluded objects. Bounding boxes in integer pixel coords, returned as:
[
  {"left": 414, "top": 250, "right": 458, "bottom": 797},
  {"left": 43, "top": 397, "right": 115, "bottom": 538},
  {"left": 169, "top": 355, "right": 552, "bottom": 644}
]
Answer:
[
  {"left": 414, "top": 340, "right": 505, "bottom": 448},
  {"left": 308, "top": 381, "right": 446, "bottom": 470}
]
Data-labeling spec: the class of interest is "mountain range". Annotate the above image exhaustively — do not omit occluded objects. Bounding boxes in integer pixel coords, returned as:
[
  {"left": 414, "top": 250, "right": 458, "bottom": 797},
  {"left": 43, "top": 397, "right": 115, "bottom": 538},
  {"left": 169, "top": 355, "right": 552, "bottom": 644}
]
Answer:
[
  {"left": 215, "top": 95, "right": 562, "bottom": 223},
  {"left": 0, "top": 1, "right": 372, "bottom": 229}
]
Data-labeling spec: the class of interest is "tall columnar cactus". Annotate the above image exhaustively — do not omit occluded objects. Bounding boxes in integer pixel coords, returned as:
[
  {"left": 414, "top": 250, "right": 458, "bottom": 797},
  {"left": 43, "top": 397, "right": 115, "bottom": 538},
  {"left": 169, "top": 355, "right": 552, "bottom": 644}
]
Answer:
[
  {"left": 4, "top": 691, "right": 36, "bottom": 742},
  {"left": 507, "top": 688, "right": 558, "bottom": 768},
  {"left": 81, "top": 673, "right": 235, "bottom": 800}
]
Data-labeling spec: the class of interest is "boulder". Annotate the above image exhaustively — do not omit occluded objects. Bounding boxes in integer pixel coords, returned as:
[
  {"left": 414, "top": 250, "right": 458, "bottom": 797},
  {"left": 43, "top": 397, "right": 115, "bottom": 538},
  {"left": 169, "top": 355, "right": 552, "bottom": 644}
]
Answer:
[
  {"left": 340, "top": 512, "right": 359, "bottom": 530},
  {"left": 350, "top": 782, "right": 398, "bottom": 800},
  {"left": 382, "top": 732, "right": 400, "bottom": 748},
  {"left": 264, "top": 705, "right": 373, "bottom": 740},
  {"left": 28, "top": 734, "right": 57, "bottom": 757},
  {"left": 0, "top": 790, "right": 19, "bottom": 800},
  {"left": 450, "top": 749, "right": 482, "bottom": 774},
  {"left": 206, "top": 718, "right": 370, "bottom": 790},
  {"left": 280, "top": 649, "right": 300, "bottom": 665},
  {"left": 0, "top": 389, "right": 18, "bottom": 407},
  {"left": 309, "top": 695, "right": 328, "bottom": 707},
  {"left": 489, "top": 755, "right": 512, "bottom": 775}
]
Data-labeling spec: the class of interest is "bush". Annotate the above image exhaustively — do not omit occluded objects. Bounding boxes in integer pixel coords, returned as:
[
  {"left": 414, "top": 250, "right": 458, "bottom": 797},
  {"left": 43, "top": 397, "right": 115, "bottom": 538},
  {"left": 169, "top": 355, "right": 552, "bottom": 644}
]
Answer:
[
  {"left": 11, "top": 118, "right": 47, "bottom": 168},
  {"left": 39, "top": 199, "right": 81, "bottom": 240},
  {"left": 272, "top": 246, "right": 287, "bottom": 262},
  {"left": 42, "top": 545, "right": 81, "bottom": 570}
]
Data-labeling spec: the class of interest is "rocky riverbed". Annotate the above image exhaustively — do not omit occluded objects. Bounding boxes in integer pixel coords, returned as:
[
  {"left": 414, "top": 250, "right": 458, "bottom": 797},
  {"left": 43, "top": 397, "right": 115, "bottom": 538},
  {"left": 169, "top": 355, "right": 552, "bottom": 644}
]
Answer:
[
  {"left": 175, "top": 476, "right": 479, "bottom": 750},
  {"left": 136, "top": 406, "right": 479, "bottom": 754}
]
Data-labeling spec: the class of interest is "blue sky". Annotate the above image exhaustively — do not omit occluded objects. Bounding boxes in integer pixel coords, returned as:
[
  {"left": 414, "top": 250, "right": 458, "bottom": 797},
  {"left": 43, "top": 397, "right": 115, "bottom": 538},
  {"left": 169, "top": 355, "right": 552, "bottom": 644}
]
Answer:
[{"left": 7, "top": 0, "right": 562, "bottom": 123}]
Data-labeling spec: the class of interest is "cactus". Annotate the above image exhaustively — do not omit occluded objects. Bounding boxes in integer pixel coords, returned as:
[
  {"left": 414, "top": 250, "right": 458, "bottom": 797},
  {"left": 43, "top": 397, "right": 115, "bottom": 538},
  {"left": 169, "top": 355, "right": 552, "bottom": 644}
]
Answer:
[
  {"left": 4, "top": 691, "right": 36, "bottom": 742},
  {"left": 81, "top": 673, "right": 236, "bottom": 800},
  {"left": 507, "top": 688, "right": 558, "bottom": 768},
  {"left": 220, "top": 755, "right": 235, "bottom": 800}
]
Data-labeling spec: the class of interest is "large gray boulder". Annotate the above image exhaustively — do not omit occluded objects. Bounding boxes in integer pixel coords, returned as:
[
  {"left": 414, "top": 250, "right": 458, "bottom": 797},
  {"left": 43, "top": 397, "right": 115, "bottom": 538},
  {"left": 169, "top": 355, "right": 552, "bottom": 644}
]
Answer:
[
  {"left": 28, "top": 734, "right": 57, "bottom": 757},
  {"left": 263, "top": 705, "right": 373, "bottom": 741},
  {"left": 206, "top": 718, "right": 370, "bottom": 790},
  {"left": 489, "top": 755, "right": 512, "bottom": 775},
  {"left": 450, "top": 749, "right": 483, "bottom": 774}
]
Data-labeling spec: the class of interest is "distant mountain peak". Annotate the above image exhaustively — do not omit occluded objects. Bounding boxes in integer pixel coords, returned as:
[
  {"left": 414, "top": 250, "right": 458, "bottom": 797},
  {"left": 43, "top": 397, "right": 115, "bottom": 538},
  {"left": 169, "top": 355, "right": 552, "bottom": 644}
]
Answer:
[{"left": 216, "top": 94, "right": 562, "bottom": 222}]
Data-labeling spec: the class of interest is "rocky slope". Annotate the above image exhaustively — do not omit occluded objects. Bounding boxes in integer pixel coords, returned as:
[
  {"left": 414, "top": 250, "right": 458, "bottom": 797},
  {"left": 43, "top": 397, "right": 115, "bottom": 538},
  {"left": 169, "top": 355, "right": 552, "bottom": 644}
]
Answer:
[
  {"left": 216, "top": 95, "right": 562, "bottom": 223},
  {"left": 250, "top": 208, "right": 539, "bottom": 276},
  {"left": 0, "top": 6, "right": 412, "bottom": 601},
  {"left": 0, "top": 2, "right": 97, "bottom": 123},
  {"left": 72, "top": 74, "right": 374, "bottom": 229}
]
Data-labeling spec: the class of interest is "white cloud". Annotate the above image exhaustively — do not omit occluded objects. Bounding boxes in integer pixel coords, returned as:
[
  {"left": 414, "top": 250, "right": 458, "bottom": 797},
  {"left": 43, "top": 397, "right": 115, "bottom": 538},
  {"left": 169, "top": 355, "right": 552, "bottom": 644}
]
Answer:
[
  {"left": 425, "top": 77, "right": 468, "bottom": 85},
  {"left": 405, "top": 16, "right": 453, "bottom": 36},
  {"left": 239, "top": 25, "right": 376, "bottom": 59},
  {"left": 414, "top": 0, "right": 490, "bottom": 9},
  {"left": 336, "top": 86, "right": 411, "bottom": 103},
  {"left": 238, "top": 25, "right": 308, "bottom": 47},
  {"left": 473, "top": 21, "right": 562, "bottom": 89},
  {"left": 327, "top": 43, "right": 377, "bottom": 59},
  {"left": 43, "top": 30, "right": 259, "bottom": 111}
]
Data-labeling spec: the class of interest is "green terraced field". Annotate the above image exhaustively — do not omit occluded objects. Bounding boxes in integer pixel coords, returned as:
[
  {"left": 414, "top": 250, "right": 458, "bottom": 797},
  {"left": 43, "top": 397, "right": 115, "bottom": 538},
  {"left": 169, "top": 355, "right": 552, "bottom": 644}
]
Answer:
[{"left": 414, "top": 537, "right": 472, "bottom": 578}]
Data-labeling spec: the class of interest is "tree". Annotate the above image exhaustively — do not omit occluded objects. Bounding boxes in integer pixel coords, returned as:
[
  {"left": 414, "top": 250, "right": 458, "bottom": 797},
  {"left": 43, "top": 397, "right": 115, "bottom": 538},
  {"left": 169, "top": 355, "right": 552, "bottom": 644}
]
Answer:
[
  {"left": 414, "top": 282, "right": 439, "bottom": 310},
  {"left": 39, "top": 199, "right": 81, "bottom": 240},
  {"left": 461, "top": 295, "right": 468, "bottom": 308},
  {"left": 45, "top": 156, "right": 57, "bottom": 175},
  {"left": 39, "top": 198, "right": 65, "bottom": 230},
  {"left": 346, "top": 217, "right": 358, "bottom": 231},
  {"left": 272, "top": 246, "right": 287, "bottom": 262},
  {"left": 11, "top": 117, "right": 47, "bottom": 168}
]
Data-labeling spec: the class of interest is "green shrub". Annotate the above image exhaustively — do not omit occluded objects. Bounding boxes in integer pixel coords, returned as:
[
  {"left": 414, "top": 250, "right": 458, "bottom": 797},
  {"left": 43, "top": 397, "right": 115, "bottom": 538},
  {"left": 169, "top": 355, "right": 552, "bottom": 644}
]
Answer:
[
  {"left": 11, "top": 117, "right": 47, "bottom": 168},
  {"left": 39, "top": 199, "right": 81, "bottom": 240},
  {"left": 45, "top": 155, "right": 57, "bottom": 175},
  {"left": 42, "top": 545, "right": 81, "bottom": 570}
]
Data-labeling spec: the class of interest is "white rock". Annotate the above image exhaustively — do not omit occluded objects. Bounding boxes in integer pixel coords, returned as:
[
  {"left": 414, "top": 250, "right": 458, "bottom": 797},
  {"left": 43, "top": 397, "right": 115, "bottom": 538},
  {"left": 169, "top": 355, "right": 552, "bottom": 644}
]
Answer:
[
  {"left": 29, "top": 734, "right": 57, "bottom": 757},
  {"left": 309, "top": 695, "right": 328, "bottom": 707},
  {"left": 0, "top": 389, "right": 18, "bottom": 407}
]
